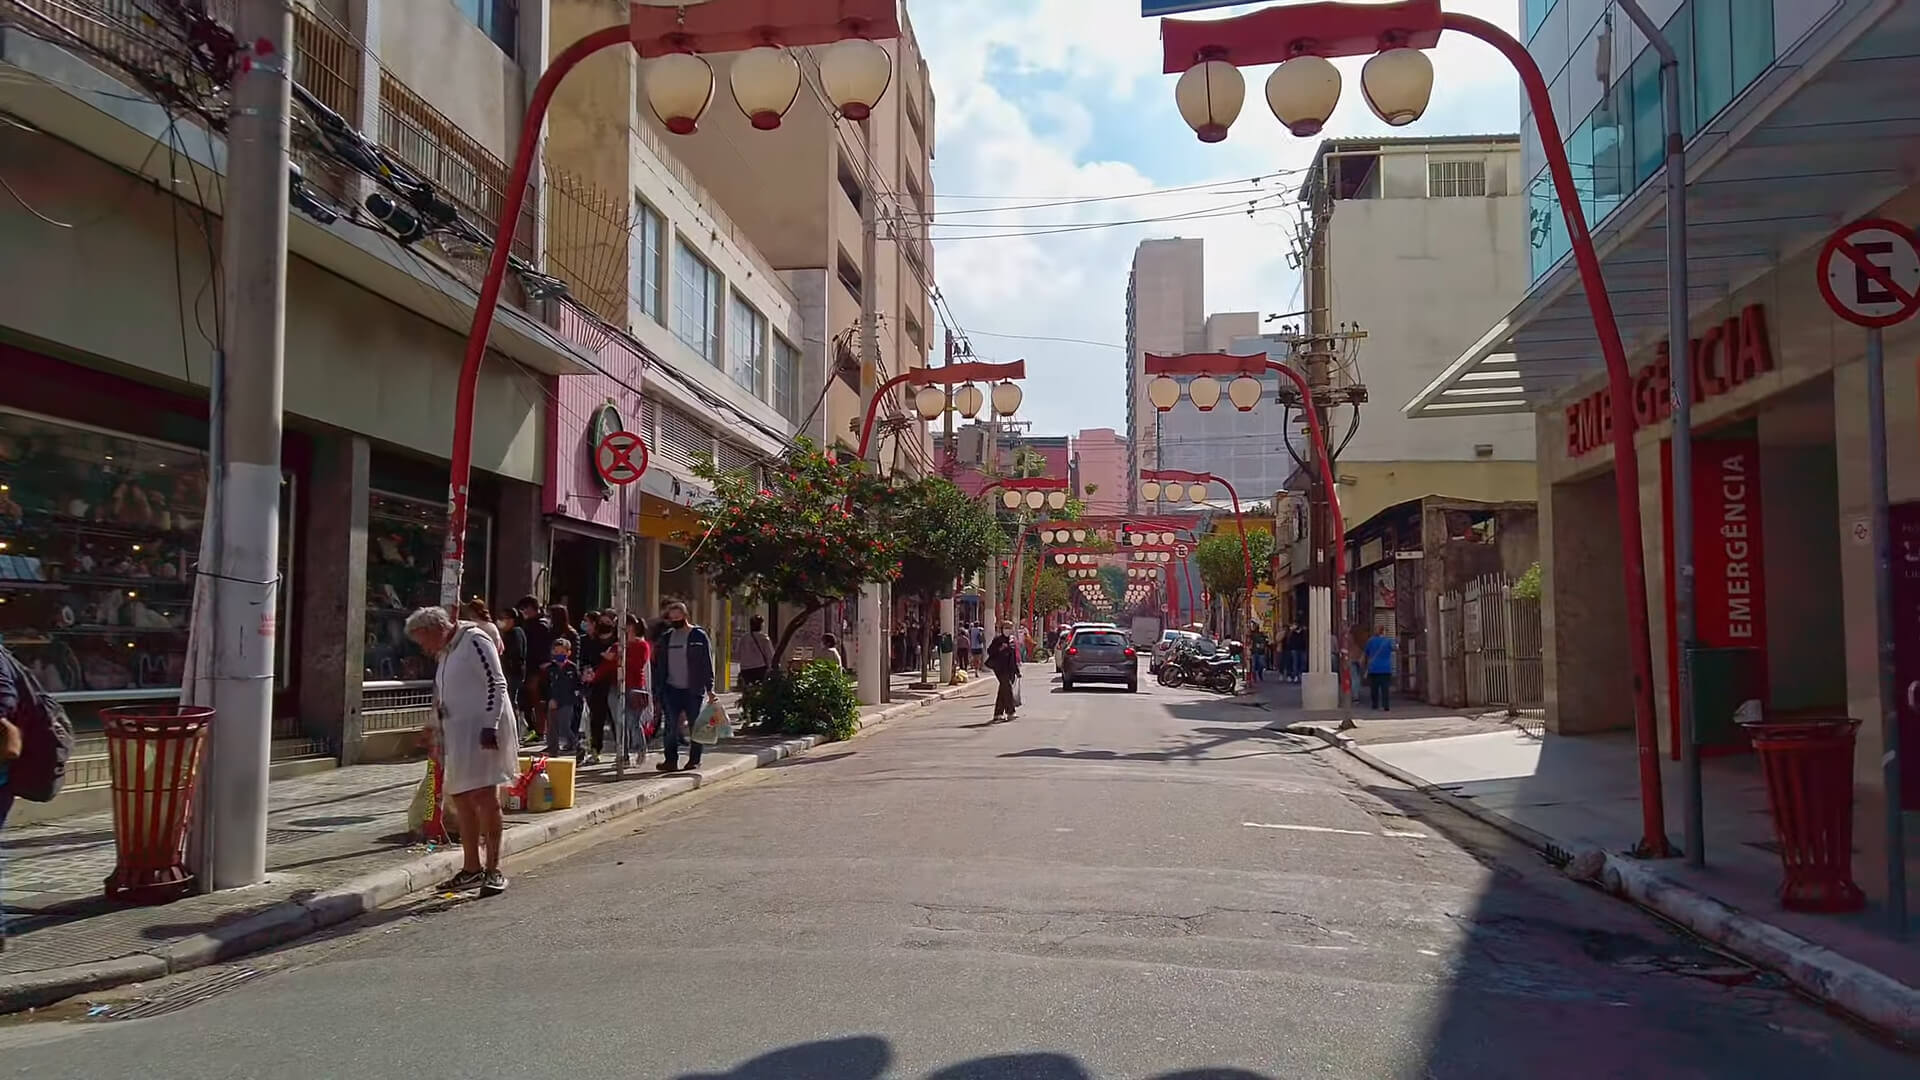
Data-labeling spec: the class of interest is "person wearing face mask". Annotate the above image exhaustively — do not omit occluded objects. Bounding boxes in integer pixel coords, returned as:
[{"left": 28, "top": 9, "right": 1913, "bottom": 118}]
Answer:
[
  {"left": 650, "top": 599, "right": 714, "bottom": 772},
  {"left": 583, "top": 614, "right": 620, "bottom": 765},
  {"left": 543, "top": 637, "right": 584, "bottom": 758}
]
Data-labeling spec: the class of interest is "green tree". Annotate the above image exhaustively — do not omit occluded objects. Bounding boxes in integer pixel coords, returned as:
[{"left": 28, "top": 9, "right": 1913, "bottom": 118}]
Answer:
[
  {"left": 1096, "top": 564, "right": 1127, "bottom": 608},
  {"left": 1194, "top": 528, "right": 1277, "bottom": 634},
  {"left": 887, "top": 476, "right": 1009, "bottom": 677},
  {"left": 1027, "top": 566, "right": 1070, "bottom": 624},
  {"left": 691, "top": 440, "right": 902, "bottom": 662}
]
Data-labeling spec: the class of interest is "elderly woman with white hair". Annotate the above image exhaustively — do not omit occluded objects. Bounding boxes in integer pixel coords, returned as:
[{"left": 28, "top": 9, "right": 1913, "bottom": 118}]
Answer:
[{"left": 407, "top": 605, "right": 521, "bottom": 895}]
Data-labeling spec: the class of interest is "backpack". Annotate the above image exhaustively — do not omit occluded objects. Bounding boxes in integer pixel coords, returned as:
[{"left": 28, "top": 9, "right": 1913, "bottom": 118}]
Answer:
[{"left": 3, "top": 648, "right": 76, "bottom": 802}]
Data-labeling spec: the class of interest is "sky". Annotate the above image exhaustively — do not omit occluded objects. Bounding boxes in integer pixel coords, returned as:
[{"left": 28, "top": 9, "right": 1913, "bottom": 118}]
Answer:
[{"left": 909, "top": 0, "right": 1524, "bottom": 437}]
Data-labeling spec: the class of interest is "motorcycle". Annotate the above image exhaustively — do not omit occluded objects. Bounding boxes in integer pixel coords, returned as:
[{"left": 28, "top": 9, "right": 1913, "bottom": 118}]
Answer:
[{"left": 1194, "top": 653, "right": 1240, "bottom": 694}]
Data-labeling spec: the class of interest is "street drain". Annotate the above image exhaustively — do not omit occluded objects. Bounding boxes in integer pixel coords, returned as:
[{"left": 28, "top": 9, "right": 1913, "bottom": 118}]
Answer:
[{"left": 97, "top": 967, "right": 263, "bottom": 1020}]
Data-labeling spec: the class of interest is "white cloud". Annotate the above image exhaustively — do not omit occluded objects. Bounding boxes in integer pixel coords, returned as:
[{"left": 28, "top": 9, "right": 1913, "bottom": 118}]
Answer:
[{"left": 913, "top": 0, "right": 1523, "bottom": 437}]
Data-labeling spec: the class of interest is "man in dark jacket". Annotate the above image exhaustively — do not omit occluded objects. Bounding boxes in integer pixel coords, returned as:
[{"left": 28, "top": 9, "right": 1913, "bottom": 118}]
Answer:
[
  {"left": 514, "top": 596, "right": 553, "bottom": 737},
  {"left": 650, "top": 599, "right": 715, "bottom": 772},
  {"left": 985, "top": 622, "right": 1021, "bottom": 723}
]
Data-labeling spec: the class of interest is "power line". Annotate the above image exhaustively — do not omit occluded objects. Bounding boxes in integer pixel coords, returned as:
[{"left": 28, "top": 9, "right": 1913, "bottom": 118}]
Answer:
[
  {"left": 913, "top": 172, "right": 1306, "bottom": 217},
  {"left": 929, "top": 204, "right": 1287, "bottom": 242}
]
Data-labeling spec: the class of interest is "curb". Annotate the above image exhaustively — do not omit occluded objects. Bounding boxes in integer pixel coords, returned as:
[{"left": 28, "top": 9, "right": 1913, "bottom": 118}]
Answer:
[
  {"left": 1313, "top": 731, "right": 1920, "bottom": 1046},
  {"left": 0, "top": 676, "right": 992, "bottom": 1014}
]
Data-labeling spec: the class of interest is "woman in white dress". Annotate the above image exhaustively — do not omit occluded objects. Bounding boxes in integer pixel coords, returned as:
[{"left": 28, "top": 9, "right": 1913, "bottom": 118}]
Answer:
[{"left": 407, "top": 606, "right": 521, "bottom": 895}]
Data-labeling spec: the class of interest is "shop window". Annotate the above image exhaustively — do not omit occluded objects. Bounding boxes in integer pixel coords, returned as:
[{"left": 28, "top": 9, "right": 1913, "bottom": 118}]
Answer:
[
  {"left": 364, "top": 491, "right": 489, "bottom": 682},
  {"left": 0, "top": 410, "right": 291, "bottom": 705},
  {"left": 672, "top": 238, "right": 722, "bottom": 366},
  {"left": 633, "top": 198, "right": 665, "bottom": 326}
]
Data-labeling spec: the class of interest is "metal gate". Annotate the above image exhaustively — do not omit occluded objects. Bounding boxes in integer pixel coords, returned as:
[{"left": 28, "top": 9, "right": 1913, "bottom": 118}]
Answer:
[{"left": 1436, "top": 573, "right": 1542, "bottom": 714}]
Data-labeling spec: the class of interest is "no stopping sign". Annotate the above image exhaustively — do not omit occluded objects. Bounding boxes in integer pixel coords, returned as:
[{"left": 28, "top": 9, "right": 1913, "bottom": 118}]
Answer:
[{"left": 1817, "top": 219, "right": 1920, "bottom": 329}]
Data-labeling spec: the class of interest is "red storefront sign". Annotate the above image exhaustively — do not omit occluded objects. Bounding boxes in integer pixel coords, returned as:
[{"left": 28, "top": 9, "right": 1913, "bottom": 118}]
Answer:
[
  {"left": 1567, "top": 304, "right": 1775, "bottom": 458},
  {"left": 1892, "top": 501, "right": 1920, "bottom": 810},
  {"left": 1662, "top": 437, "right": 1769, "bottom": 757}
]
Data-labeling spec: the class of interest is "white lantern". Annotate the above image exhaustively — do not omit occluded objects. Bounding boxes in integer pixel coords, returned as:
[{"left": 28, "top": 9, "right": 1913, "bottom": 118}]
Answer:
[
  {"left": 1047, "top": 490, "right": 1067, "bottom": 511},
  {"left": 913, "top": 385, "right": 947, "bottom": 421},
  {"left": 1146, "top": 375, "right": 1182, "bottom": 412},
  {"left": 953, "top": 383, "right": 984, "bottom": 418},
  {"left": 1054, "top": 553, "right": 1066, "bottom": 565},
  {"left": 1072, "top": 529, "right": 1086, "bottom": 542},
  {"left": 646, "top": 52, "right": 715, "bottom": 135},
  {"left": 1188, "top": 484, "right": 1210, "bottom": 503},
  {"left": 1188, "top": 375, "right": 1222, "bottom": 412},
  {"left": 1025, "top": 490, "right": 1045, "bottom": 510},
  {"left": 1158, "top": 551, "right": 1172, "bottom": 563},
  {"left": 1129, "top": 532, "right": 1146, "bottom": 547},
  {"left": 991, "top": 380, "right": 1024, "bottom": 417},
  {"left": 1141, "top": 480, "right": 1161, "bottom": 502},
  {"left": 817, "top": 37, "right": 892, "bottom": 121},
  {"left": 1002, "top": 490, "right": 1022, "bottom": 510},
  {"left": 1228, "top": 375, "right": 1263, "bottom": 411},
  {"left": 1362, "top": 46, "right": 1434, "bottom": 127},
  {"left": 1159, "top": 532, "right": 1175, "bottom": 545},
  {"left": 729, "top": 45, "right": 801, "bottom": 130},
  {"left": 1265, "top": 54, "right": 1341, "bottom": 138},
  {"left": 1173, "top": 58, "right": 1244, "bottom": 143}
]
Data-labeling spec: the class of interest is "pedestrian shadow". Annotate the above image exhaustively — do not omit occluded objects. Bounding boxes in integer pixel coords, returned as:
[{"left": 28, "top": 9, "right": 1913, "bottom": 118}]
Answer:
[
  {"left": 998, "top": 724, "right": 1324, "bottom": 765},
  {"left": 670, "top": 1036, "right": 1276, "bottom": 1079}
]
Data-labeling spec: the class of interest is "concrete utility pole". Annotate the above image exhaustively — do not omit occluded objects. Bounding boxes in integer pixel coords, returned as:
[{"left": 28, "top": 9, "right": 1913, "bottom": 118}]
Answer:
[
  {"left": 939, "top": 331, "right": 957, "bottom": 686},
  {"left": 190, "top": 0, "right": 292, "bottom": 891},
  {"left": 1299, "top": 176, "right": 1344, "bottom": 717},
  {"left": 854, "top": 120, "right": 885, "bottom": 706}
]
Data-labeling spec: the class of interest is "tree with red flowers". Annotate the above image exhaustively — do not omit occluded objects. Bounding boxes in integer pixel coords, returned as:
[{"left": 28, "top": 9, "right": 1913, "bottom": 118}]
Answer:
[{"left": 692, "top": 440, "right": 903, "bottom": 662}]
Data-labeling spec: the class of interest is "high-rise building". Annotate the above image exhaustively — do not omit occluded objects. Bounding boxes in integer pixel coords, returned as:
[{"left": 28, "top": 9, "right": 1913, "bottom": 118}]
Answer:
[
  {"left": 1123, "top": 238, "right": 1205, "bottom": 509},
  {"left": 1071, "top": 428, "right": 1130, "bottom": 517},
  {"left": 1155, "top": 311, "right": 1271, "bottom": 504}
]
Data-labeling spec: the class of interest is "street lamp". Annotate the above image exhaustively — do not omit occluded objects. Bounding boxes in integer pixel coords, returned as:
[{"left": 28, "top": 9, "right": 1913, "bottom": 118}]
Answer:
[
  {"left": 857, "top": 360, "right": 1025, "bottom": 459},
  {"left": 1144, "top": 467, "right": 1256, "bottom": 680},
  {"left": 729, "top": 44, "right": 803, "bottom": 130},
  {"left": 1154, "top": 0, "right": 1670, "bottom": 855}
]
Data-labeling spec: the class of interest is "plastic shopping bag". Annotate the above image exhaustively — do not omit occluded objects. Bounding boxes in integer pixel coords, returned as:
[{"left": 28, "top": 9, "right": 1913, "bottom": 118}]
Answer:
[
  {"left": 1013, "top": 675, "right": 1023, "bottom": 708},
  {"left": 689, "top": 697, "right": 733, "bottom": 746}
]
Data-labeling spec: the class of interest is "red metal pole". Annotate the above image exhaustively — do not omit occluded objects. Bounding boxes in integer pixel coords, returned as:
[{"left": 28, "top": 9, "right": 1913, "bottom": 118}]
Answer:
[
  {"left": 1214, "top": 474, "right": 1254, "bottom": 682},
  {"left": 1444, "top": 12, "right": 1669, "bottom": 856},
  {"left": 856, "top": 370, "right": 919, "bottom": 461},
  {"left": 441, "top": 24, "right": 629, "bottom": 608}
]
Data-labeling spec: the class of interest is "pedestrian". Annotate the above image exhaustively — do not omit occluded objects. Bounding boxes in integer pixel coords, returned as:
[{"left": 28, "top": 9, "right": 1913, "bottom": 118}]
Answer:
[
  {"left": 543, "top": 636, "right": 584, "bottom": 757},
  {"left": 465, "top": 598, "right": 505, "bottom": 653},
  {"left": 1364, "top": 625, "right": 1396, "bottom": 711},
  {"left": 406, "top": 606, "right": 518, "bottom": 896},
  {"left": 738, "top": 614, "right": 776, "bottom": 687},
  {"left": 583, "top": 613, "right": 620, "bottom": 764},
  {"left": 969, "top": 622, "right": 986, "bottom": 672},
  {"left": 955, "top": 623, "right": 972, "bottom": 672},
  {"left": 1284, "top": 624, "right": 1305, "bottom": 683},
  {"left": 548, "top": 603, "right": 579, "bottom": 744},
  {"left": 985, "top": 622, "right": 1021, "bottom": 723},
  {"left": 619, "top": 614, "right": 652, "bottom": 767},
  {"left": 495, "top": 606, "right": 527, "bottom": 729},
  {"left": 514, "top": 597, "right": 553, "bottom": 737},
  {"left": 651, "top": 599, "right": 715, "bottom": 773},
  {"left": 1015, "top": 623, "right": 1031, "bottom": 662},
  {"left": 820, "top": 632, "right": 848, "bottom": 672}
]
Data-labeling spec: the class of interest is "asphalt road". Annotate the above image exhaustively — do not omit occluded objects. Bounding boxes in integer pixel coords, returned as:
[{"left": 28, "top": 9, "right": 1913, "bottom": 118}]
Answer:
[{"left": 2, "top": 670, "right": 1909, "bottom": 1078}]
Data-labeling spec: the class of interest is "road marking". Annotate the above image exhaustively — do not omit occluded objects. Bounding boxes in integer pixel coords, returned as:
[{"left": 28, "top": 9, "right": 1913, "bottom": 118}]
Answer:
[{"left": 1242, "top": 822, "right": 1429, "bottom": 840}]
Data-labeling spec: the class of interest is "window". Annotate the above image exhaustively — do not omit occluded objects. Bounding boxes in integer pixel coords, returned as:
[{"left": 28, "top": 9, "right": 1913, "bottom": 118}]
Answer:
[
  {"left": 1427, "top": 159, "right": 1487, "bottom": 198},
  {"left": 1525, "top": 0, "right": 1556, "bottom": 40},
  {"left": 837, "top": 158, "right": 865, "bottom": 213},
  {"left": 672, "top": 239, "right": 721, "bottom": 365},
  {"left": 728, "top": 291, "right": 767, "bottom": 398},
  {"left": 774, "top": 335, "right": 800, "bottom": 421},
  {"left": 1692, "top": 0, "right": 1736, "bottom": 125},
  {"left": 632, "top": 198, "right": 665, "bottom": 325},
  {"left": 453, "top": 0, "right": 517, "bottom": 56},
  {"left": 836, "top": 249, "right": 863, "bottom": 300}
]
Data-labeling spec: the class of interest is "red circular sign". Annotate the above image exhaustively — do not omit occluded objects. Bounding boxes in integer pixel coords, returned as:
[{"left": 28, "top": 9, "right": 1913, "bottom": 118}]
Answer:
[
  {"left": 594, "top": 431, "right": 649, "bottom": 486},
  {"left": 1174, "top": 543, "right": 1189, "bottom": 558},
  {"left": 1816, "top": 218, "right": 1920, "bottom": 329}
]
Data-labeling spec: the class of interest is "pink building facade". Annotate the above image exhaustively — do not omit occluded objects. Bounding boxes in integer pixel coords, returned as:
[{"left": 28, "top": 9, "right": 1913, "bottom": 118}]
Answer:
[{"left": 1073, "top": 428, "right": 1129, "bottom": 517}]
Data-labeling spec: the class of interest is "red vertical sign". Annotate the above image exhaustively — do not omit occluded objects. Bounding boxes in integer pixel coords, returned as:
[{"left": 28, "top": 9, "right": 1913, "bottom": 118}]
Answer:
[
  {"left": 1892, "top": 501, "right": 1920, "bottom": 811},
  {"left": 1663, "top": 438, "right": 1769, "bottom": 757}
]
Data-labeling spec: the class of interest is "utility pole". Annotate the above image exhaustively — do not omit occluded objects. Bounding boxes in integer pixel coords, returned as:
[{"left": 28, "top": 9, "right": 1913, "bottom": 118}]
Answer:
[
  {"left": 939, "top": 331, "right": 957, "bottom": 685},
  {"left": 854, "top": 120, "right": 885, "bottom": 706},
  {"left": 1299, "top": 171, "right": 1347, "bottom": 723},
  {"left": 190, "top": 0, "right": 292, "bottom": 891}
]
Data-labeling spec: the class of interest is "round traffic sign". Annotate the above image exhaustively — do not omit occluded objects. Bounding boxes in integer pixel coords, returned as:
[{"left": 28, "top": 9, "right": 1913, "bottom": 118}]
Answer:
[
  {"left": 594, "top": 430, "right": 649, "bottom": 486},
  {"left": 1173, "top": 543, "right": 1189, "bottom": 558},
  {"left": 1817, "top": 218, "right": 1920, "bottom": 328}
]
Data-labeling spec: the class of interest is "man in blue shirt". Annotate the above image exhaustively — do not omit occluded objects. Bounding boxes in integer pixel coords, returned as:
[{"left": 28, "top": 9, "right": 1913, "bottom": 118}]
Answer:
[{"left": 1363, "top": 626, "right": 1396, "bottom": 711}]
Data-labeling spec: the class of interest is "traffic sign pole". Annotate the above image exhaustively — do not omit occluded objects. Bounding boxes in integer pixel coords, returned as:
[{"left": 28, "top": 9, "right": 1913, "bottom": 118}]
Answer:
[
  {"left": 1818, "top": 218, "right": 1918, "bottom": 937},
  {"left": 592, "top": 430, "right": 647, "bottom": 779}
]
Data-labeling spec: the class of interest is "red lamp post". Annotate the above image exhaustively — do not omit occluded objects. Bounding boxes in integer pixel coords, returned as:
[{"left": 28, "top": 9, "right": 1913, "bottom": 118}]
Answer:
[
  {"left": 438, "top": 0, "right": 902, "bottom": 608},
  {"left": 1153, "top": 0, "right": 1668, "bottom": 855},
  {"left": 1143, "top": 467, "right": 1254, "bottom": 681},
  {"left": 990, "top": 477, "right": 1073, "bottom": 635}
]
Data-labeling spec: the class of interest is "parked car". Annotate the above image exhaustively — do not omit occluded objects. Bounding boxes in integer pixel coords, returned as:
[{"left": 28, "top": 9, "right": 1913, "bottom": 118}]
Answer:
[
  {"left": 1056, "top": 622, "right": 1118, "bottom": 672},
  {"left": 1150, "top": 630, "right": 1202, "bottom": 675},
  {"left": 1060, "top": 627, "right": 1138, "bottom": 692}
]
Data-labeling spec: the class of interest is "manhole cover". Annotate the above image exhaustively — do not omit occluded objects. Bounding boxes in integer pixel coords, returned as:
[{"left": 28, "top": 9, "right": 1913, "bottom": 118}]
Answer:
[{"left": 98, "top": 967, "right": 262, "bottom": 1020}]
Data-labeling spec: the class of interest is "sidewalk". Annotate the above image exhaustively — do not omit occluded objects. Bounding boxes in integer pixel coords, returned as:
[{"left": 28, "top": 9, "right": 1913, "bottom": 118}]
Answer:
[
  {"left": 0, "top": 670, "right": 994, "bottom": 1011},
  {"left": 1276, "top": 696, "right": 1920, "bottom": 1042}
]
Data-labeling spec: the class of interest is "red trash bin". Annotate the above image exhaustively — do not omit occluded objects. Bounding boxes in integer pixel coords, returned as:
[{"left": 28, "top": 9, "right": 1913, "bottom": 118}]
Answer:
[
  {"left": 101, "top": 705, "right": 213, "bottom": 904},
  {"left": 1742, "top": 716, "right": 1865, "bottom": 913}
]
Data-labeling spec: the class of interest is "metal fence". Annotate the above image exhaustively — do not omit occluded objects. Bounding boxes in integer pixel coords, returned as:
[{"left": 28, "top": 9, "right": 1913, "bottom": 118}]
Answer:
[
  {"left": 1436, "top": 572, "right": 1543, "bottom": 718},
  {"left": 361, "top": 679, "right": 433, "bottom": 735}
]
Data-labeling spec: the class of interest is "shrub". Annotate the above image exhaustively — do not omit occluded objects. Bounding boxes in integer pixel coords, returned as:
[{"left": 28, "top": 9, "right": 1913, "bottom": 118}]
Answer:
[
  {"left": 1511, "top": 561, "right": 1543, "bottom": 600},
  {"left": 740, "top": 660, "right": 860, "bottom": 741}
]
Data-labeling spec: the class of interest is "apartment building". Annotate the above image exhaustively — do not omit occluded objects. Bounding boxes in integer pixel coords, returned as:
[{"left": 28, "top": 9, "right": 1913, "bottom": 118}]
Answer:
[
  {"left": 1407, "top": 0, "right": 1920, "bottom": 910},
  {"left": 637, "top": 2, "right": 939, "bottom": 471},
  {"left": 1123, "top": 238, "right": 1206, "bottom": 510},
  {"left": 1071, "top": 428, "right": 1130, "bottom": 517}
]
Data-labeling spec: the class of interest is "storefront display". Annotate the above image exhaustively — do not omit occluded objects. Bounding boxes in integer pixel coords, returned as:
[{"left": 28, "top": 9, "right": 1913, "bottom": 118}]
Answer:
[
  {"left": 364, "top": 491, "right": 489, "bottom": 682},
  {"left": 0, "top": 409, "right": 290, "bottom": 704}
]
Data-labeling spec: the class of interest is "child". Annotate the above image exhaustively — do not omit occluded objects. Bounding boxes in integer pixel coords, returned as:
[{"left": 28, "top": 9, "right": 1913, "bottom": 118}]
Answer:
[{"left": 544, "top": 637, "right": 584, "bottom": 758}]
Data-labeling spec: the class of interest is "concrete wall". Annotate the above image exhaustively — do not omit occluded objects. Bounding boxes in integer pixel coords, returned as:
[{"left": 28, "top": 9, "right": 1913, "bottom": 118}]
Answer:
[
  {"left": 1126, "top": 238, "right": 1207, "bottom": 483},
  {"left": 0, "top": 130, "right": 541, "bottom": 482},
  {"left": 377, "top": 0, "right": 527, "bottom": 160},
  {"left": 1335, "top": 460, "right": 1539, "bottom": 533},
  {"left": 1327, "top": 145, "right": 1534, "bottom": 465}
]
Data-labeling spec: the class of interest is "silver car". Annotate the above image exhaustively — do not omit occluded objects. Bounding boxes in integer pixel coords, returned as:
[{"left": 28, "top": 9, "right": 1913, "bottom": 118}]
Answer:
[{"left": 1060, "top": 627, "right": 1139, "bottom": 692}]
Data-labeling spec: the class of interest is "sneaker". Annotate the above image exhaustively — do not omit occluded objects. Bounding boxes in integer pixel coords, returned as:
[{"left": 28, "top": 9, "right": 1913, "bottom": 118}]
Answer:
[
  {"left": 444, "top": 868, "right": 485, "bottom": 892},
  {"left": 480, "top": 869, "right": 508, "bottom": 896},
  {"left": 586, "top": 753, "right": 602, "bottom": 766},
  {"left": 659, "top": 761, "right": 680, "bottom": 773}
]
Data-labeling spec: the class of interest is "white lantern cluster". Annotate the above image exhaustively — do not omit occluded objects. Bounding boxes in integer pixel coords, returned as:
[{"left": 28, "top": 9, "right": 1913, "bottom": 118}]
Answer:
[
  {"left": 1037, "top": 527, "right": 1090, "bottom": 544},
  {"left": 1003, "top": 485, "right": 1067, "bottom": 511},
  {"left": 917, "top": 381, "right": 1023, "bottom": 424},
  {"left": 1141, "top": 479, "right": 1215, "bottom": 505},
  {"left": 647, "top": 36, "right": 892, "bottom": 135},
  {"left": 1145, "top": 372, "right": 1267, "bottom": 415},
  {"left": 1173, "top": 44, "right": 1434, "bottom": 144}
]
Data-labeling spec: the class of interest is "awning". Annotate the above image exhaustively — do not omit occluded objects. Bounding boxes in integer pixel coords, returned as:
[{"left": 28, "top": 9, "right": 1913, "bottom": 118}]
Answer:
[{"left": 1407, "top": 0, "right": 1920, "bottom": 418}]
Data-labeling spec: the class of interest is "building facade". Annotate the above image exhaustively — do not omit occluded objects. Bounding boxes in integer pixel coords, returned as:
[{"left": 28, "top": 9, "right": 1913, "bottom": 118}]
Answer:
[
  {"left": 1072, "top": 428, "right": 1130, "bottom": 517},
  {"left": 1124, "top": 237, "right": 1206, "bottom": 510},
  {"left": 1409, "top": 0, "right": 1920, "bottom": 907}
]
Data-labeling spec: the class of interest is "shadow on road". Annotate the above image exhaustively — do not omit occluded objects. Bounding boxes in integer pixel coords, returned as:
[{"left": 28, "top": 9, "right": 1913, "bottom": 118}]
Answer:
[{"left": 672, "top": 1036, "right": 1275, "bottom": 1079}]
